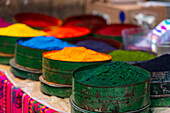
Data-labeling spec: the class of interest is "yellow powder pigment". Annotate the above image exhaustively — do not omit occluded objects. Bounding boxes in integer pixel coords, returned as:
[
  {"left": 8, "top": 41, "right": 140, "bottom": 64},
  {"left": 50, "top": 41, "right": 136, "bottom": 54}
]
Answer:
[
  {"left": 0, "top": 23, "right": 46, "bottom": 37},
  {"left": 44, "top": 47, "right": 112, "bottom": 62}
]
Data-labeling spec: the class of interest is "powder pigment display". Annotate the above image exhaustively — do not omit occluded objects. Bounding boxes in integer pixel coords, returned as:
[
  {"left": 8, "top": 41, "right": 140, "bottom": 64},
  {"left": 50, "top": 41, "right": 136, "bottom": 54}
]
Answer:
[
  {"left": 137, "top": 54, "right": 170, "bottom": 72},
  {"left": 43, "top": 47, "right": 112, "bottom": 62},
  {"left": 0, "top": 18, "right": 10, "bottom": 27},
  {"left": 76, "top": 40, "right": 116, "bottom": 53},
  {"left": 41, "top": 47, "right": 112, "bottom": 97},
  {"left": 75, "top": 61, "right": 150, "bottom": 86},
  {"left": 18, "top": 36, "right": 75, "bottom": 50},
  {"left": 109, "top": 50, "right": 156, "bottom": 62},
  {"left": 63, "top": 15, "right": 107, "bottom": 31},
  {"left": 136, "top": 54, "right": 170, "bottom": 107},
  {"left": 0, "top": 23, "right": 46, "bottom": 37},
  {"left": 72, "top": 61, "right": 151, "bottom": 112},
  {"left": 14, "top": 12, "right": 62, "bottom": 28},
  {"left": 47, "top": 26, "right": 90, "bottom": 39},
  {"left": 93, "top": 24, "right": 139, "bottom": 43},
  {"left": 0, "top": 23, "right": 46, "bottom": 64},
  {"left": 10, "top": 36, "right": 76, "bottom": 81}
]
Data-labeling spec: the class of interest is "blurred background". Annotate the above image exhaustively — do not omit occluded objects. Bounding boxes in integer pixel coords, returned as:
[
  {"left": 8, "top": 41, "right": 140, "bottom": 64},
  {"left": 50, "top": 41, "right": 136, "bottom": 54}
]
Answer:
[{"left": 0, "top": 0, "right": 170, "bottom": 22}]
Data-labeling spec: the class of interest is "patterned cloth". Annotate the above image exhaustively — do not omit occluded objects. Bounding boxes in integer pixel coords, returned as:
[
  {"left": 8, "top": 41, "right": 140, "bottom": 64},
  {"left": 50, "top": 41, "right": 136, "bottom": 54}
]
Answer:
[{"left": 0, "top": 70, "right": 60, "bottom": 113}]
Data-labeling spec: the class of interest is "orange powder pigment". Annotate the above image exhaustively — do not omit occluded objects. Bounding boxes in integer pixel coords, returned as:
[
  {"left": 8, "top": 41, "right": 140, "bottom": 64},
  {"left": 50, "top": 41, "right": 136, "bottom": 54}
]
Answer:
[
  {"left": 43, "top": 47, "right": 112, "bottom": 62},
  {"left": 46, "top": 26, "right": 90, "bottom": 39}
]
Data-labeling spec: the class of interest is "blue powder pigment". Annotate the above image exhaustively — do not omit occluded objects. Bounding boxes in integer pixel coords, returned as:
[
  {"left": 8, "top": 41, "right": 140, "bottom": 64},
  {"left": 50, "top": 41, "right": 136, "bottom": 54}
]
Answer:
[
  {"left": 76, "top": 40, "right": 116, "bottom": 53},
  {"left": 18, "top": 36, "right": 76, "bottom": 50}
]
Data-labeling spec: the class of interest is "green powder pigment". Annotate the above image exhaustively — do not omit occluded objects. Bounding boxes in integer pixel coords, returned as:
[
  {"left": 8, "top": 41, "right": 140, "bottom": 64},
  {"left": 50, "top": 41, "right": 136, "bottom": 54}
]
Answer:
[
  {"left": 109, "top": 50, "right": 156, "bottom": 62},
  {"left": 75, "top": 61, "right": 150, "bottom": 87}
]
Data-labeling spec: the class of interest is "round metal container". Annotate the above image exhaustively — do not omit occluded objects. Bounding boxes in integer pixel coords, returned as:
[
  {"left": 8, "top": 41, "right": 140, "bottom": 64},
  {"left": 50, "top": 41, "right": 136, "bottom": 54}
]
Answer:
[
  {"left": 0, "top": 52, "right": 14, "bottom": 64},
  {"left": 0, "top": 35, "right": 31, "bottom": 64},
  {"left": 10, "top": 58, "right": 42, "bottom": 81},
  {"left": 15, "top": 38, "right": 48, "bottom": 69},
  {"left": 42, "top": 51, "right": 111, "bottom": 85},
  {"left": 40, "top": 76, "right": 72, "bottom": 98},
  {"left": 149, "top": 71, "right": 170, "bottom": 107},
  {"left": 70, "top": 97, "right": 150, "bottom": 113},
  {"left": 72, "top": 64, "right": 151, "bottom": 112},
  {"left": 151, "top": 96, "right": 170, "bottom": 107}
]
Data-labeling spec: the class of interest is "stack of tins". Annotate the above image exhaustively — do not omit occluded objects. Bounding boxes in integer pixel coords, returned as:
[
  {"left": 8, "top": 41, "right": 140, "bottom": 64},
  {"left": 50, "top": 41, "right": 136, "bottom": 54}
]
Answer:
[
  {"left": 93, "top": 24, "right": 139, "bottom": 43},
  {"left": 10, "top": 36, "right": 75, "bottom": 81},
  {"left": 135, "top": 54, "right": 170, "bottom": 107},
  {"left": 63, "top": 15, "right": 107, "bottom": 32},
  {"left": 71, "top": 62, "right": 151, "bottom": 113},
  {"left": 0, "top": 23, "right": 46, "bottom": 64},
  {"left": 14, "top": 12, "right": 62, "bottom": 30},
  {"left": 40, "top": 47, "right": 112, "bottom": 98}
]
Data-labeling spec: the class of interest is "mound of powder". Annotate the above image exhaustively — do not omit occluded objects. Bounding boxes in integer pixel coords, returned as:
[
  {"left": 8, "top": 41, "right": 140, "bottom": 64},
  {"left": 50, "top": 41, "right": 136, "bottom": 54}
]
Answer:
[
  {"left": 18, "top": 36, "right": 75, "bottom": 50},
  {"left": 43, "top": 47, "right": 112, "bottom": 62},
  {"left": 75, "top": 61, "right": 150, "bottom": 87},
  {"left": 109, "top": 50, "right": 156, "bottom": 62},
  {"left": 74, "top": 61, "right": 150, "bottom": 87},
  {"left": 137, "top": 54, "right": 170, "bottom": 72},
  {"left": 0, "top": 23, "right": 46, "bottom": 37},
  {"left": 46, "top": 26, "right": 90, "bottom": 39},
  {"left": 76, "top": 40, "right": 116, "bottom": 53},
  {"left": 0, "top": 18, "right": 10, "bottom": 27}
]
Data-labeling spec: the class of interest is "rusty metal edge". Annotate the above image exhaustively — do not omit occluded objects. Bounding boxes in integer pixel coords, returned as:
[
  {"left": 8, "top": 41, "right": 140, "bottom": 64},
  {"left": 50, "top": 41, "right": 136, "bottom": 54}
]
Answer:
[
  {"left": 10, "top": 58, "right": 42, "bottom": 74},
  {"left": 39, "top": 76, "right": 72, "bottom": 88},
  {"left": 69, "top": 96, "right": 151, "bottom": 113}
]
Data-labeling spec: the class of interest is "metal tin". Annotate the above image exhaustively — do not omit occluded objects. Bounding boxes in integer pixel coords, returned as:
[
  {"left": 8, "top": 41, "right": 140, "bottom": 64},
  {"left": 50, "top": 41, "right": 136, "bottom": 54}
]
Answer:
[
  {"left": 151, "top": 96, "right": 170, "bottom": 107},
  {"left": 0, "top": 52, "right": 14, "bottom": 64},
  {"left": 70, "top": 97, "right": 150, "bottom": 113},
  {"left": 15, "top": 38, "right": 47, "bottom": 69},
  {"left": 0, "top": 35, "right": 31, "bottom": 54},
  {"left": 42, "top": 52, "right": 111, "bottom": 85},
  {"left": 72, "top": 64, "right": 151, "bottom": 112},
  {"left": 150, "top": 71, "right": 170, "bottom": 95},
  {"left": 10, "top": 58, "right": 42, "bottom": 81},
  {"left": 40, "top": 76, "right": 72, "bottom": 98},
  {"left": 0, "top": 35, "right": 31, "bottom": 64}
]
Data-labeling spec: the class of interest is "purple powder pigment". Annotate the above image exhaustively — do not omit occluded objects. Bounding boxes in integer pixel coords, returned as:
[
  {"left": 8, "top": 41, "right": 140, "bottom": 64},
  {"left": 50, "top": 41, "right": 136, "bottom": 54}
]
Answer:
[{"left": 76, "top": 40, "right": 117, "bottom": 53}]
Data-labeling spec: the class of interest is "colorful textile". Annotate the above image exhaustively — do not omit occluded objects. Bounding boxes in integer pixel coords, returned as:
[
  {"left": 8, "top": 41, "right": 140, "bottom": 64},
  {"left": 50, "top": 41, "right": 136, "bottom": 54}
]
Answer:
[
  {"left": 7, "top": 83, "right": 13, "bottom": 113},
  {"left": 12, "top": 88, "right": 24, "bottom": 113},
  {"left": 0, "top": 70, "right": 60, "bottom": 113},
  {"left": 23, "top": 94, "right": 31, "bottom": 113}
]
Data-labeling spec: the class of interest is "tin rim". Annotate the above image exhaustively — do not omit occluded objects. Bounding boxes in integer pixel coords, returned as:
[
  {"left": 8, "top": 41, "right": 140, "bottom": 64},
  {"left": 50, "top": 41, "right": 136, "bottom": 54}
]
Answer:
[
  {"left": 73, "top": 63, "right": 151, "bottom": 88},
  {"left": 39, "top": 76, "right": 72, "bottom": 88},
  {"left": 10, "top": 58, "right": 42, "bottom": 73},
  {"left": 69, "top": 96, "right": 151, "bottom": 113}
]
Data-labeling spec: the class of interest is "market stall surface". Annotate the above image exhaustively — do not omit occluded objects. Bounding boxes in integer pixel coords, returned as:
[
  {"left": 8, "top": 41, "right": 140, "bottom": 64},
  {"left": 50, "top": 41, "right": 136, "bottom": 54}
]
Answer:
[
  {"left": 0, "top": 64, "right": 70, "bottom": 113},
  {"left": 0, "top": 64, "right": 169, "bottom": 113}
]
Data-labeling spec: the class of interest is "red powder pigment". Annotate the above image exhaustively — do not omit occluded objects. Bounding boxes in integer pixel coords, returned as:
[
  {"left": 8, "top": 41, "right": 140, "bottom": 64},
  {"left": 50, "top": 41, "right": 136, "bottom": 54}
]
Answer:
[
  {"left": 46, "top": 26, "right": 90, "bottom": 39},
  {"left": 94, "top": 24, "right": 139, "bottom": 36},
  {"left": 14, "top": 12, "right": 62, "bottom": 28}
]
